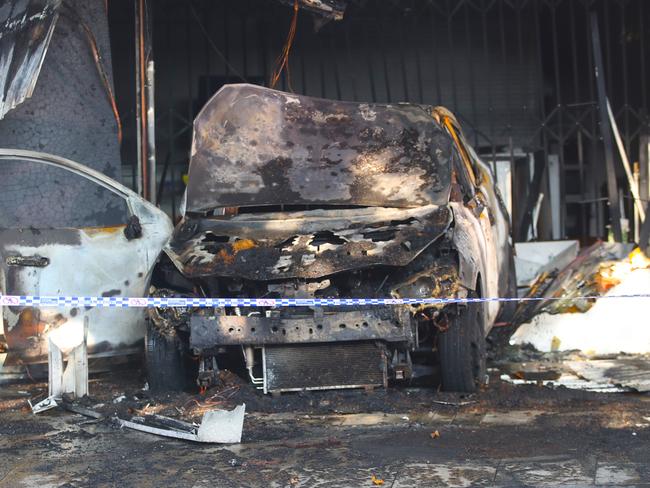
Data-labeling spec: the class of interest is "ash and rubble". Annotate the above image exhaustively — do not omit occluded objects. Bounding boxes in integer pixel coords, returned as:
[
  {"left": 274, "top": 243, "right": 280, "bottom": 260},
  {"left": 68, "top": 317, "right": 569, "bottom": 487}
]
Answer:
[
  {"left": 509, "top": 242, "right": 650, "bottom": 355},
  {"left": 488, "top": 242, "right": 650, "bottom": 394},
  {"left": 6, "top": 346, "right": 650, "bottom": 442},
  {"left": 2, "top": 359, "right": 649, "bottom": 488}
]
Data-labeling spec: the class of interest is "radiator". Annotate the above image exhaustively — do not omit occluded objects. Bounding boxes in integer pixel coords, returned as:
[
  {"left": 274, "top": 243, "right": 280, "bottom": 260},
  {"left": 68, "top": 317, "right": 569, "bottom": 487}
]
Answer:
[{"left": 262, "top": 342, "right": 387, "bottom": 393}]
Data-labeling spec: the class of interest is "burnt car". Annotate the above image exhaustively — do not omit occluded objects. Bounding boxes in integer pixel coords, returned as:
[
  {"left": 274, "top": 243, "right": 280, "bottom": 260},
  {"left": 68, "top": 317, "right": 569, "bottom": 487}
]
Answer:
[
  {"left": 148, "top": 84, "right": 515, "bottom": 394},
  {"left": 0, "top": 149, "right": 173, "bottom": 379}
]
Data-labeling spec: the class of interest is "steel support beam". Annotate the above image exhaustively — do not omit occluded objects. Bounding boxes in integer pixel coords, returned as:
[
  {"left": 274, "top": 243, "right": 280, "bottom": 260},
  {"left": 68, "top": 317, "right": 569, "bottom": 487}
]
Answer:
[
  {"left": 135, "top": 0, "right": 156, "bottom": 202},
  {"left": 590, "top": 12, "right": 622, "bottom": 242}
]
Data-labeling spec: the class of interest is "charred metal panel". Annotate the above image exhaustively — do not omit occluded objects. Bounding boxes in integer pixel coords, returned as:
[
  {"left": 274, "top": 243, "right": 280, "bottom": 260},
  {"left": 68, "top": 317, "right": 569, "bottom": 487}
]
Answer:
[
  {"left": 186, "top": 84, "right": 453, "bottom": 212},
  {"left": 0, "top": 0, "right": 60, "bottom": 119},
  {"left": 190, "top": 307, "right": 412, "bottom": 348},
  {"left": 263, "top": 342, "right": 387, "bottom": 393},
  {"left": 167, "top": 205, "right": 452, "bottom": 280}
]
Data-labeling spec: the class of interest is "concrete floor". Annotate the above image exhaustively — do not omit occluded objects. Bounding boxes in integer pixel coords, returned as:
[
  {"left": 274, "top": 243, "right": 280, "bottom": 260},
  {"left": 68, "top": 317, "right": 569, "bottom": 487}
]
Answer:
[{"left": 1, "top": 376, "right": 649, "bottom": 488}]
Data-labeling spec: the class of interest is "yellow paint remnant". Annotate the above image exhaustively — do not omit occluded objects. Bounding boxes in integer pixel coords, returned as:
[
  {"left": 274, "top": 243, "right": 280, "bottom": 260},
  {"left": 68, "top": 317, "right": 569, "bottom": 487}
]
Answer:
[
  {"left": 371, "top": 475, "right": 384, "bottom": 486},
  {"left": 83, "top": 225, "right": 126, "bottom": 236},
  {"left": 232, "top": 239, "right": 256, "bottom": 252},
  {"left": 595, "top": 247, "right": 650, "bottom": 293},
  {"left": 629, "top": 247, "right": 650, "bottom": 268},
  {"left": 216, "top": 239, "right": 256, "bottom": 265},
  {"left": 551, "top": 336, "right": 561, "bottom": 351}
]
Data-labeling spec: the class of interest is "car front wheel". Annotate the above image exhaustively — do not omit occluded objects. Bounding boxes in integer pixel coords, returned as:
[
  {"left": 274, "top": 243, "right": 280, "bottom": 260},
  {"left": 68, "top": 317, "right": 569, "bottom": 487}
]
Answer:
[
  {"left": 437, "top": 292, "right": 487, "bottom": 393},
  {"left": 145, "top": 320, "right": 194, "bottom": 392}
]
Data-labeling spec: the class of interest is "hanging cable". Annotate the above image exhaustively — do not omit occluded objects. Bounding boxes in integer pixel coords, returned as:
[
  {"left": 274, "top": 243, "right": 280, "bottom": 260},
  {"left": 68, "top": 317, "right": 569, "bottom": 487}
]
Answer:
[{"left": 270, "top": 0, "right": 299, "bottom": 90}]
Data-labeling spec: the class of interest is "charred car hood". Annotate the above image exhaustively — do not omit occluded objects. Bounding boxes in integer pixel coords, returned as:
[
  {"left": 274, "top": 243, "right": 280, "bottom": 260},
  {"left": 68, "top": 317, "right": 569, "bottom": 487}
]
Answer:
[
  {"left": 186, "top": 84, "right": 453, "bottom": 212},
  {"left": 166, "top": 205, "right": 452, "bottom": 281}
]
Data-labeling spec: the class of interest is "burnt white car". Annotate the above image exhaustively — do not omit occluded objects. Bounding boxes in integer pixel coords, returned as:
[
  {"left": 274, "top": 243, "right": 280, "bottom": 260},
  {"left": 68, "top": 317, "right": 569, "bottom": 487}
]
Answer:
[
  {"left": 148, "top": 84, "right": 515, "bottom": 394},
  {"left": 0, "top": 149, "right": 173, "bottom": 377}
]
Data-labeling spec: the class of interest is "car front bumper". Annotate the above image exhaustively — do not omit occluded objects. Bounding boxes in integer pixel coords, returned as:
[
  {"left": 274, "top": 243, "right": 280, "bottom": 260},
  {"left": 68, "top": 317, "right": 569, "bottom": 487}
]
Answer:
[{"left": 189, "top": 306, "right": 414, "bottom": 350}]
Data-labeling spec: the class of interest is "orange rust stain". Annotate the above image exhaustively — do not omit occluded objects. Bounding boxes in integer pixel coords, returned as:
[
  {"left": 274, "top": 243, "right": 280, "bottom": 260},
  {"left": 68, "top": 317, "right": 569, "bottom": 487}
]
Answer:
[
  {"left": 5, "top": 308, "right": 47, "bottom": 358},
  {"left": 217, "top": 249, "right": 236, "bottom": 265}
]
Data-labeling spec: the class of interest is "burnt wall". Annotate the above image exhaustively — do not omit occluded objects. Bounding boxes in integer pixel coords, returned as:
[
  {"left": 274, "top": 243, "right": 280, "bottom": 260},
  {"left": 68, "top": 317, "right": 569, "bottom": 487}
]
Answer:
[{"left": 0, "top": 0, "right": 123, "bottom": 228}]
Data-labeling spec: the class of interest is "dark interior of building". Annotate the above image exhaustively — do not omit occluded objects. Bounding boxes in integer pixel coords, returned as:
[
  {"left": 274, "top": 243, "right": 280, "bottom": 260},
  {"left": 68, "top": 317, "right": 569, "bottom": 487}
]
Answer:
[{"left": 105, "top": 0, "right": 650, "bottom": 242}]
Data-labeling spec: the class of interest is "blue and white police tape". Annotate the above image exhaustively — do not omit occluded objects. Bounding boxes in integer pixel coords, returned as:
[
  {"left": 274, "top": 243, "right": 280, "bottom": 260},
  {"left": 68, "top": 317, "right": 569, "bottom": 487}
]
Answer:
[{"left": 1, "top": 293, "right": 650, "bottom": 308}]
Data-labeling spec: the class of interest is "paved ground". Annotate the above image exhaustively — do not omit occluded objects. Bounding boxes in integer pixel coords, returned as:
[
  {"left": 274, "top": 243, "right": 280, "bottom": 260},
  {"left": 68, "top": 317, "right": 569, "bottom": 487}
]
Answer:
[{"left": 1, "top": 372, "right": 649, "bottom": 488}]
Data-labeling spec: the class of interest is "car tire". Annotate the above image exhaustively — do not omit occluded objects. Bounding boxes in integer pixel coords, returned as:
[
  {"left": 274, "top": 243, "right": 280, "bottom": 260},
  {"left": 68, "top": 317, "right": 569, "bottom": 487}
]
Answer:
[
  {"left": 438, "top": 292, "right": 486, "bottom": 393},
  {"left": 145, "top": 320, "right": 193, "bottom": 392}
]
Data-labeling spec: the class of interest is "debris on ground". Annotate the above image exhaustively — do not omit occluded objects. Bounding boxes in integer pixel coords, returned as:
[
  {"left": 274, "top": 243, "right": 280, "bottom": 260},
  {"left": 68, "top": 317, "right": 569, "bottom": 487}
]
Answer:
[
  {"left": 510, "top": 243, "right": 650, "bottom": 354},
  {"left": 28, "top": 395, "right": 59, "bottom": 414},
  {"left": 499, "top": 369, "right": 631, "bottom": 393},
  {"left": 496, "top": 345, "right": 650, "bottom": 393},
  {"left": 371, "top": 474, "right": 385, "bottom": 485},
  {"left": 60, "top": 396, "right": 105, "bottom": 419},
  {"left": 430, "top": 430, "right": 440, "bottom": 439},
  {"left": 30, "top": 392, "right": 246, "bottom": 443},
  {"left": 431, "top": 400, "right": 476, "bottom": 407},
  {"left": 567, "top": 358, "right": 650, "bottom": 393},
  {"left": 113, "top": 395, "right": 126, "bottom": 403},
  {"left": 116, "top": 404, "right": 245, "bottom": 443}
]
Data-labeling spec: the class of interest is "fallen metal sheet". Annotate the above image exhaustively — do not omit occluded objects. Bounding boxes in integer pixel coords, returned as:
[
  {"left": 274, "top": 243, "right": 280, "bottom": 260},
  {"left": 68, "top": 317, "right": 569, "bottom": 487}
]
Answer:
[
  {"left": 116, "top": 404, "right": 246, "bottom": 443},
  {"left": 186, "top": 84, "right": 453, "bottom": 212},
  {"left": 500, "top": 366, "right": 630, "bottom": 393},
  {"left": 514, "top": 240, "right": 579, "bottom": 288},
  {"left": 499, "top": 373, "right": 629, "bottom": 393},
  {"left": 28, "top": 395, "right": 58, "bottom": 414},
  {"left": 567, "top": 359, "right": 650, "bottom": 393},
  {"left": 495, "top": 352, "right": 640, "bottom": 393},
  {"left": 0, "top": 0, "right": 61, "bottom": 119}
]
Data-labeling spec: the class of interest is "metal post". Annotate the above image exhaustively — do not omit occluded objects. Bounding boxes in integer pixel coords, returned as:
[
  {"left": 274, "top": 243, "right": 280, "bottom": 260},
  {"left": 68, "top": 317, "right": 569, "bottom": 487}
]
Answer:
[
  {"left": 634, "top": 162, "right": 640, "bottom": 243},
  {"left": 590, "top": 12, "right": 622, "bottom": 242},
  {"left": 640, "top": 134, "right": 650, "bottom": 206},
  {"left": 135, "top": 0, "right": 156, "bottom": 202}
]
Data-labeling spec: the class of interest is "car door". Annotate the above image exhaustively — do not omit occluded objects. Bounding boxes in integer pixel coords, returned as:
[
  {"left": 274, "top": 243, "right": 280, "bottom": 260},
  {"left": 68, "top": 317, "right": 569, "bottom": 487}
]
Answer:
[{"left": 0, "top": 149, "right": 173, "bottom": 367}]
